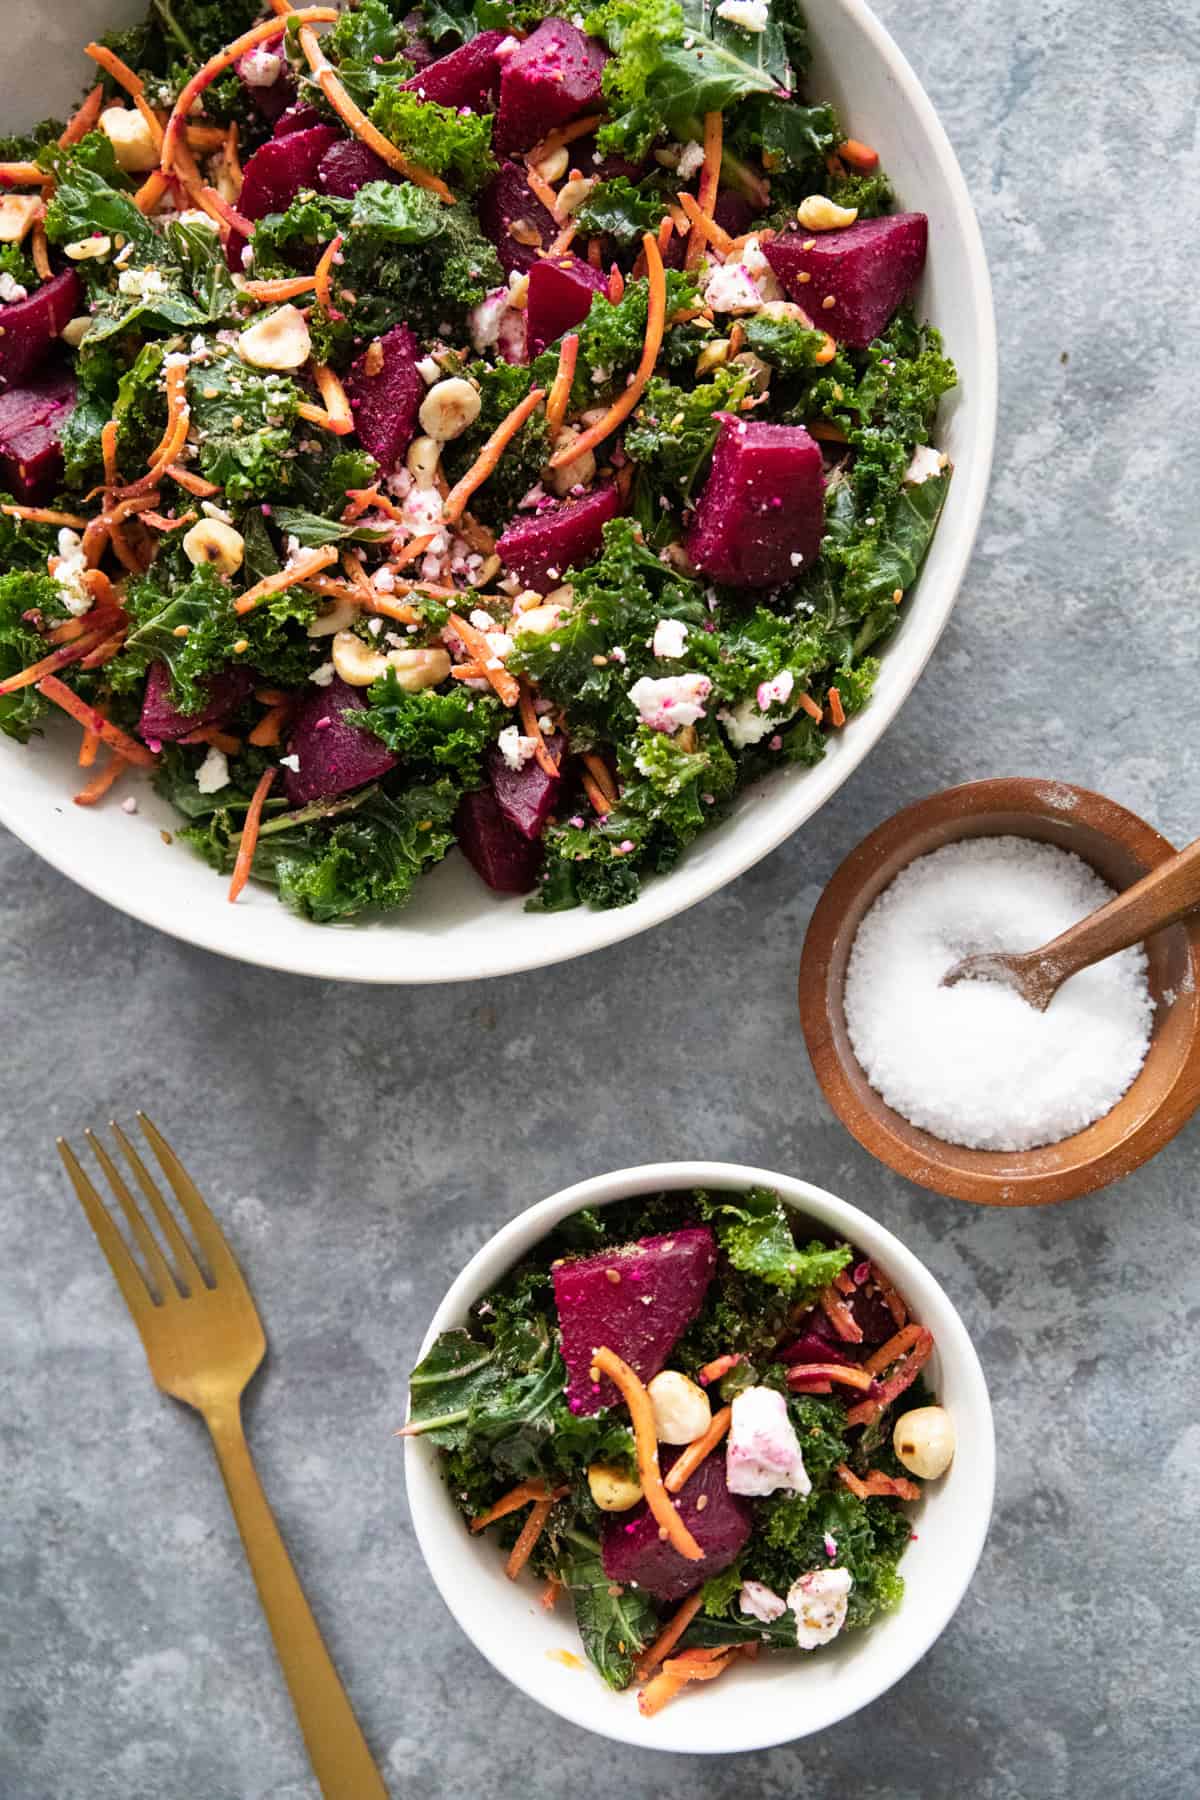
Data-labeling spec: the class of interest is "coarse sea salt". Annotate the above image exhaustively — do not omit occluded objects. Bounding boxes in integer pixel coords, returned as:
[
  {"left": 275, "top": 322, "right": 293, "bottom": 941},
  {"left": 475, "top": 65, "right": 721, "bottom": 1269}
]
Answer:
[{"left": 842, "top": 836, "right": 1155, "bottom": 1151}]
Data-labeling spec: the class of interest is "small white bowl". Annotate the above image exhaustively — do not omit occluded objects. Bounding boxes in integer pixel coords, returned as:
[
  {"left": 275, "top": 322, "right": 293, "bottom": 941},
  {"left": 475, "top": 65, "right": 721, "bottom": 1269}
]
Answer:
[
  {"left": 405, "top": 1162, "right": 995, "bottom": 1754},
  {"left": 0, "top": 0, "right": 995, "bottom": 983}
]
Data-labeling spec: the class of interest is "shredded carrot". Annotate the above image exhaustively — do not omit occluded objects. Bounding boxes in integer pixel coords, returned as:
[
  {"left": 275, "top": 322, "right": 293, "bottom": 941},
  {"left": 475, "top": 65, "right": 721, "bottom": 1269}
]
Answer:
[
  {"left": 863, "top": 1323, "right": 924, "bottom": 1379},
  {"left": 580, "top": 751, "right": 616, "bottom": 806},
  {"left": 795, "top": 692, "right": 822, "bottom": 723},
  {"left": 338, "top": 549, "right": 375, "bottom": 605},
  {"left": 80, "top": 631, "right": 128, "bottom": 670},
  {"left": 540, "top": 1576, "right": 562, "bottom": 1611},
  {"left": 59, "top": 83, "right": 104, "bottom": 148},
  {"left": 656, "top": 213, "right": 675, "bottom": 262},
  {"left": 73, "top": 753, "right": 128, "bottom": 806},
  {"left": 470, "top": 1479, "right": 558, "bottom": 1533},
  {"left": 818, "top": 1284, "right": 863, "bottom": 1343},
  {"left": 161, "top": 11, "right": 339, "bottom": 173},
  {"left": 634, "top": 1593, "right": 706, "bottom": 1680},
  {"left": 606, "top": 263, "right": 625, "bottom": 305},
  {"left": 550, "top": 232, "right": 664, "bottom": 467},
  {"left": 841, "top": 138, "right": 879, "bottom": 171},
  {"left": 833, "top": 1269, "right": 855, "bottom": 1296},
  {"left": 31, "top": 221, "right": 51, "bottom": 282},
  {"left": 862, "top": 1469, "right": 922, "bottom": 1501},
  {"left": 100, "top": 418, "right": 120, "bottom": 490},
  {"left": 228, "top": 767, "right": 277, "bottom": 903},
  {"left": 581, "top": 771, "right": 611, "bottom": 815},
  {"left": 544, "top": 220, "right": 577, "bottom": 259},
  {"left": 179, "top": 726, "right": 241, "bottom": 756},
  {"left": 684, "top": 111, "right": 723, "bottom": 270},
  {"left": 224, "top": 120, "right": 243, "bottom": 195},
  {"left": 806, "top": 420, "right": 849, "bottom": 444},
  {"left": 544, "top": 332, "right": 579, "bottom": 440},
  {"left": 444, "top": 387, "right": 546, "bottom": 522},
  {"left": 184, "top": 123, "right": 228, "bottom": 153},
  {"left": 1, "top": 503, "right": 88, "bottom": 527},
  {"left": 835, "top": 1462, "right": 871, "bottom": 1500},
  {"left": 196, "top": 184, "right": 255, "bottom": 238},
  {"left": 343, "top": 485, "right": 406, "bottom": 524},
  {"left": 449, "top": 662, "right": 487, "bottom": 682},
  {"left": 0, "top": 629, "right": 109, "bottom": 694},
  {"left": 391, "top": 529, "right": 439, "bottom": 571},
  {"left": 139, "top": 508, "right": 196, "bottom": 533},
  {"left": 311, "top": 361, "right": 353, "bottom": 434},
  {"left": 518, "top": 679, "right": 560, "bottom": 780},
  {"left": 313, "top": 232, "right": 343, "bottom": 311},
  {"left": 871, "top": 1264, "right": 908, "bottom": 1329},
  {"left": 639, "top": 1646, "right": 746, "bottom": 1717},
  {"left": 242, "top": 273, "right": 318, "bottom": 302},
  {"left": 297, "top": 25, "right": 453, "bottom": 203},
  {"left": 785, "top": 1361, "right": 875, "bottom": 1392},
  {"left": 447, "top": 612, "right": 519, "bottom": 707},
  {"left": 592, "top": 1347, "right": 704, "bottom": 1563},
  {"left": 678, "top": 190, "right": 733, "bottom": 258},
  {"left": 166, "top": 462, "right": 220, "bottom": 497},
  {"left": 504, "top": 1497, "right": 555, "bottom": 1581},
  {"left": 828, "top": 686, "right": 846, "bottom": 727},
  {"left": 36, "top": 676, "right": 157, "bottom": 765},
  {"left": 133, "top": 169, "right": 169, "bottom": 215},
  {"left": 525, "top": 163, "right": 561, "bottom": 217},
  {"left": 663, "top": 1404, "right": 732, "bottom": 1495},
  {"left": 0, "top": 163, "right": 52, "bottom": 188},
  {"left": 295, "top": 402, "right": 344, "bottom": 434},
  {"left": 235, "top": 545, "right": 339, "bottom": 615},
  {"left": 78, "top": 724, "right": 101, "bottom": 767},
  {"left": 847, "top": 1329, "right": 934, "bottom": 1427},
  {"left": 84, "top": 45, "right": 163, "bottom": 149},
  {"left": 109, "top": 363, "right": 188, "bottom": 501},
  {"left": 529, "top": 114, "right": 604, "bottom": 166},
  {"left": 697, "top": 1353, "right": 740, "bottom": 1387},
  {"left": 586, "top": 236, "right": 603, "bottom": 269},
  {"left": 247, "top": 702, "right": 291, "bottom": 747}
]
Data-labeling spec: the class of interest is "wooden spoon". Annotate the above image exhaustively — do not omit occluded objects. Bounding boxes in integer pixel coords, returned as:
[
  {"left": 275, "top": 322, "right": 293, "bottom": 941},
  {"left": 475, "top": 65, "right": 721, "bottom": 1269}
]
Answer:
[{"left": 942, "top": 833, "right": 1200, "bottom": 1011}]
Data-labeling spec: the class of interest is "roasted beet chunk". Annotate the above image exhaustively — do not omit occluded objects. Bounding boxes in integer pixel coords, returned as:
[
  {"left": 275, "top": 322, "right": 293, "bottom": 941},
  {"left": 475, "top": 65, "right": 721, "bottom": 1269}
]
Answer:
[
  {"left": 763, "top": 213, "right": 928, "bottom": 349},
  {"left": 479, "top": 162, "right": 558, "bottom": 275},
  {"left": 235, "top": 33, "right": 295, "bottom": 124},
  {"left": 138, "top": 661, "right": 255, "bottom": 745},
  {"left": 494, "top": 18, "right": 607, "bottom": 155},
  {"left": 553, "top": 1227, "right": 717, "bottom": 1415},
  {"left": 456, "top": 787, "right": 543, "bottom": 892},
  {"left": 525, "top": 255, "right": 608, "bottom": 358},
  {"left": 0, "top": 271, "right": 81, "bottom": 390},
  {"left": 318, "top": 138, "right": 398, "bottom": 199},
  {"left": 345, "top": 324, "right": 424, "bottom": 469},
  {"left": 497, "top": 485, "right": 621, "bottom": 595},
  {"left": 273, "top": 103, "right": 324, "bottom": 138},
  {"left": 283, "top": 676, "right": 400, "bottom": 805},
  {"left": 402, "top": 29, "right": 506, "bottom": 110},
  {"left": 0, "top": 364, "right": 76, "bottom": 500},
  {"left": 487, "top": 732, "right": 564, "bottom": 840},
  {"left": 685, "top": 415, "right": 825, "bottom": 588},
  {"left": 601, "top": 1445, "right": 752, "bottom": 1602},
  {"left": 237, "top": 125, "right": 342, "bottom": 221}
]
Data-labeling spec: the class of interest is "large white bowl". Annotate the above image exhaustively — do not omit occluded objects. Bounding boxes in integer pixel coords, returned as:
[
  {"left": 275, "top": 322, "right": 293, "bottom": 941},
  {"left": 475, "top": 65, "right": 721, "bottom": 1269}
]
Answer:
[
  {"left": 405, "top": 1162, "right": 995, "bottom": 1753},
  {"left": 0, "top": 2, "right": 996, "bottom": 981}
]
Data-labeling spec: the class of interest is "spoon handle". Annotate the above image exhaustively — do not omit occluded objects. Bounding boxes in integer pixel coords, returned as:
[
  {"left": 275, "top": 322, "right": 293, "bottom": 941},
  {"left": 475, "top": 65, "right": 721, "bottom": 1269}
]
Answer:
[{"left": 1037, "top": 833, "right": 1200, "bottom": 984}]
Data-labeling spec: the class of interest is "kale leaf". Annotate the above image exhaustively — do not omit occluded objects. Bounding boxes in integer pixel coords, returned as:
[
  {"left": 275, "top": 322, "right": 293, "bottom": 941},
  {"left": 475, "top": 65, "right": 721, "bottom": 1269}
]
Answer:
[
  {"left": 698, "top": 1188, "right": 852, "bottom": 1295},
  {"left": 186, "top": 349, "right": 300, "bottom": 504},
  {"left": 562, "top": 1546, "right": 658, "bottom": 1690},
  {"left": 359, "top": 675, "right": 504, "bottom": 783},
  {"left": 0, "top": 571, "right": 60, "bottom": 741},
  {"left": 370, "top": 89, "right": 497, "bottom": 195},
  {"left": 572, "top": 176, "right": 671, "bottom": 246},
  {"left": 625, "top": 365, "right": 750, "bottom": 503}
]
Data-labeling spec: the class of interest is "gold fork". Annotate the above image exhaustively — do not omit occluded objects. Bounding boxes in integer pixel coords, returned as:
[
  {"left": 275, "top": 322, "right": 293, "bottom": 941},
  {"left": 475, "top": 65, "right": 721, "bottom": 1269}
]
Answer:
[{"left": 59, "top": 1114, "right": 388, "bottom": 1800}]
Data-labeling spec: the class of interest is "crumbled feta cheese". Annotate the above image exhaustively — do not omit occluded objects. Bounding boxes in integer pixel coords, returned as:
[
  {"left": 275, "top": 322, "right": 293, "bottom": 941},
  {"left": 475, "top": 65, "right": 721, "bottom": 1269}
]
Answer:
[
  {"left": 486, "top": 630, "right": 514, "bottom": 659},
  {"left": 716, "top": 0, "right": 770, "bottom": 30},
  {"left": 628, "top": 672, "right": 711, "bottom": 733},
  {"left": 676, "top": 139, "right": 705, "bottom": 180},
  {"left": 725, "top": 1386, "right": 812, "bottom": 1497},
  {"left": 756, "top": 669, "right": 794, "bottom": 712},
  {"left": 739, "top": 1580, "right": 787, "bottom": 1624},
  {"left": 52, "top": 529, "right": 93, "bottom": 617},
  {"left": 652, "top": 617, "right": 688, "bottom": 660},
  {"left": 309, "top": 661, "right": 335, "bottom": 687},
  {"left": 496, "top": 725, "right": 539, "bottom": 770},
  {"left": 719, "top": 691, "right": 798, "bottom": 749},
  {"left": 467, "top": 288, "right": 510, "bottom": 354},
  {"left": 195, "top": 747, "right": 230, "bottom": 794},
  {"left": 788, "top": 1568, "right": 852, "bottom": 1649},
  {"left": 904, "top": 443, "right": 948, "bottom": 485},
  {"left": 416, "top": 355, "right": 441, "bottom": 385},
  {"left": 372, "top": 564, "right": 396, "bottom": 594},
  {"left": 120, "top": 795, "right": 138, "bottom": 815},
  {"left": 703, "top": 235, "right": 783, "bottom": 314},
  {"left": 278, "top": 753, "right": 301, "bottom": 772},
  {"left": 239, "top": 45, "right": 282, "bottom": 87},
  {"left": 0, "top": 271, "right": 27, "bottom": 304},
  {"left": 470, "top": 609, "right": 497, "bottom": 632}
]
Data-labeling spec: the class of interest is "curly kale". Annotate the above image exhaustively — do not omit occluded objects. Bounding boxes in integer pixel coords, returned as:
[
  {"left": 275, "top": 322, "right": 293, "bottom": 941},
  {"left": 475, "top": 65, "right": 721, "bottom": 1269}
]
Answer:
[{"left": 370, "top": 89, "right": 497, "bottom": 195}]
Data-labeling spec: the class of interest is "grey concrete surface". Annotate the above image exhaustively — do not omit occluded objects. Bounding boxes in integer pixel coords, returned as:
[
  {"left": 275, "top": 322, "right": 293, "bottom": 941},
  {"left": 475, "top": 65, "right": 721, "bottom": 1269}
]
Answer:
[{"left": 3, "top": 2, "right": 1199, "bottom": 1797}]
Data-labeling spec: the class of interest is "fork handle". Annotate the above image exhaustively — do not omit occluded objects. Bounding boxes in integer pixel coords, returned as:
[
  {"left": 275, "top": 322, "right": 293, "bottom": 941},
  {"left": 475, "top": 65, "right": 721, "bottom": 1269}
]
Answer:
[{"left": 203, "top": 1403, "right": 389, "bottom": 1800}]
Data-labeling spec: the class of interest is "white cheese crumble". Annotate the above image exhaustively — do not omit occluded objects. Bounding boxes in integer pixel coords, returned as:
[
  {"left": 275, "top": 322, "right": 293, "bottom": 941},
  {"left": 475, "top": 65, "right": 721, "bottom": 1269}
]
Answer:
[
  {"left": 725, "top": 1386, "right": 812, "bottom": 1497},
  {"left": 739, "top": 1580, "right": 787, "bottom": 1624},
  {"left": 627, "top": 672, "right": 712, "bottom": 733},
  {"left": 278, "top": 753, "right": 301, "bottom": 772},
  {"left": 239, "top": 45, "right": 282, "bottom": 87},
  {"left": 904, "top": 443, "right": 949, "bottom": 485},
  {"left": 467, "top": 288, "right": 510, "bottom": 354},
  {"left": 0, "top": 270, "right": 27, "bottom": 304},
  {"left": 309, "top": 661, "right": 335, "bottom": 687},
  {"left": 195, "top": 747, "right": 230, "bottom": 794},
  {"left": 676, "top": 139, "right": 705, "bottom": 180},
  {"left": 702, "top": 235, "right": 783, "bottom": 315},
  {"left": 52, "top": 529, "right": 93, "bottom": 617},
  {"left": 716, "top": 0, "right": 771, "bottom": 30},
  {"left": 652, "top": 617, "right": 688, "bottom": 660},
  {"left": 496, "top": 725, "right": 539, "bottom": 770},
  {"left": 788, "top": 1568, "right": 853, "bottom": 1649}
]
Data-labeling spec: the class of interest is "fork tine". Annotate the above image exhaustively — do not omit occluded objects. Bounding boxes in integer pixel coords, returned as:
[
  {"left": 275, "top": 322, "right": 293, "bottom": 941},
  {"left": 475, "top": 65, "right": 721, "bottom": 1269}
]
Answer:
[
  {"left": 58, "top": 1137, "right": 157, "bottom": 1326},
  {"left": 134, "top": 1112, "right": 245, "bottom": 1291},
  {"left": 109, "top": 1120, "right": 206, "bottom": 1291},
  {"left": 85, "top": 1130, "right": 178, "bottom": 1302}
]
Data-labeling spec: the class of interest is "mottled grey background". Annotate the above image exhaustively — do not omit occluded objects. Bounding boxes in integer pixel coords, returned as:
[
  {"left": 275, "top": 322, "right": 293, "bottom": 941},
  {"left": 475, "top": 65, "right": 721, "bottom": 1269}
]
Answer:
[{"left": 3, "top": 2, "right": 1199, "bottom": 1796}]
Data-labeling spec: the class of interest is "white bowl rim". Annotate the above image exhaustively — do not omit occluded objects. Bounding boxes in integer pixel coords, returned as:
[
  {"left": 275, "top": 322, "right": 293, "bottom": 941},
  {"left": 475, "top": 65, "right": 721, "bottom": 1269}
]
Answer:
[
  {"left": 405, "top": 1160, "right": 996, "bottom": 1753},
  {"left": 0, "top": 0, "right": 996, "bottom": 983}
]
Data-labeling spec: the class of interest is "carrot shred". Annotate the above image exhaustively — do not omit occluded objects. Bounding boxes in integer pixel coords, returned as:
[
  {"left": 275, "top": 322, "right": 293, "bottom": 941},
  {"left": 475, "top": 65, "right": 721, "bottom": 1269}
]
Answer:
[
  {"left": 586, "top": 236, "right": 603, "bottom": 269},
  {"left": 343, "top": 485, "right": 406, "bottom": 524},
  {"left": 656, "top": 213, "right": 675, "bottom": 261},
  {"left": 529, "top": 114, "right": 605, "bottom": 165},
  {"left": 544, "top": 220, "right": 577, "bottom": 259},
  {"left": 0, "top": 629, "right": 108, "bottom": 694},
  {"left": 78, "top": 724, "right": 101, "bottom": 767},
  {"left": 518, "top": 679, "right": 560, "bottom": 779},
  {"left": 835, "top": 1462, "right": 870, "bottom": 1500},
  {"left": 828, "top": 686, "right": 846, "bottom": 727},
  {"left": 663, "top": 1404, "right": 732, "bottom": 1496},
  {"left": 504, "top": 1497, "right": 555, "bottom": 1581},
  {"left": 133, "top": 169, "right": 170, "bottom": 215},
  {"left": 580, "top": 751, "right": 616, "bottom": 807},
  {"left": 112, "top": 363, "right": 189, "bottom": 499},
  {"left": 806, "top": 420, "right": 849, "bottom": 444},
  {"left": 161, "top": 11, "right": 339, "bottom": 173},
  {"left": 469, "top": 1479, "right": 557, "bottom": 1533},
  {"left": 444, "top": 387, "right": 546, "bottom": 522},
  {"left": 634, "top": 1592, "right": 705, "bottom": 1680},
  {"left": 311, "top": 361, "right": 353, "bottom": 434},
  {"left": 871, "top": 1264, "right": 908, "bottom": 1329},
  {"left": 847, "top": 1329, "right": 934, "bottom": 1428},
  {"left": 166, "top": 462, "right": 220, "bottom": 497},
  {"left": 85, "top": 41, "right": 146, "bottom": 98},
  {"left": 697, "top": 1353, "right": 740, "bottom": 1386},
  {"left": 313, "top": 231, "right": 344, "bottom": 312},
  {"left": 297, "top": 25, "right": 453, "bottom": 203},
  {"left": 247, "top": 702, "right": 291, "bottom": 747},
  {"left": 79, "top": 631, "right": 128, "bottom": 671},
  {"left": 539, "top": 1576, "right": 562, "bottom": 1611},
  {"left": 833, "top": 1269, "right": 855, "bottom": 1296},
  {"left": 391, "top": 529, "right": 439, "bottom": 571},
  {"left": 639, "top": 1646, "right": 744, "bottom": 1716},
  {"left": 235, "top": 545, "right": 339, "bottom": 615},
  {"left": 862, "top": 1469, "right": 922, "bottom": 1501},
  {"left": 0, "top": 163, "right": 52, "bottom": 188},
  {"left": 678, "top": 190, "right": 733, "bottom": 257},
  {"left": 139, "top": 508, "right": 196, "bottom": 533},
  {"left": 818, "top": 1284, "right": 864, "bottom": 1344},
  {"left": 785, "top": 1361, "right": 875, "bottom": 1393},
  {"left": 607, "top": 263, "right": 625, "bottom": 305},
  {"left": 195, "top": 184, "right": 255, "bottom": 238},
  {"left": 178, "top": 726, "right": 241, "bottom": 756},
  {"left": 447, "top": 611, "right": 519, "bottom": 707},
  {"left": 31, "top": 221, "right": 51, "bottom": 282},
  {"left": 223, "top": 120, "right": 243, "bottom": 195},
  {"left": 59, "top": 83, "right": 104, "bottom": 148},
  {"left": 544, "top": 332, "right": 579, "bottom": 440},
  {"left": 525, "top": 163, "right": 561, "bottom": 216},
  {"left": 592, "top": 1346, "right": 705, "bottom": 1564},
  {"left": 684, "top": 111, "right": 723, "bottom": 270},
  {"left": 581, "top": 771, "right": 611, "bottom": 815},
  {"left": 227, "top": 767, "right": 277, "bottom": 903},
  {"left": 0, "top": 503, "right": 88, "bottom": 527},
  {"left": 549, "top": 232, "right": 663, "bottom": 467},
  {"left": 36, "top": 675, "right": 157, "bottom": 765},
  {"left": 841, "top": 138, "right": 879, "bottom": 171},
  {"left": 242, "top": 273, "right": 318, "bottom": 302},
  {"left": 450, "top": 662, "right": 487, "bottom": 682},
  {"left": 863, "top": 1323, "right": 924, "bottom": 1379},
  {"left": 73, "top": 753, "right": 128, "bottom": 806},
  {"left": 184, "top": 123, "right": 228, "bottom": 153}
]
